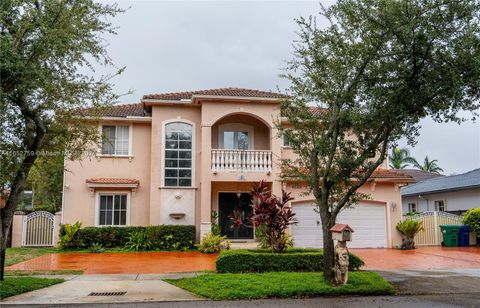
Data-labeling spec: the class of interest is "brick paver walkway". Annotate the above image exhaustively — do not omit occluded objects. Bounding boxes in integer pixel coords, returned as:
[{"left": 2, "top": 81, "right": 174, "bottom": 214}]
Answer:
[{"left": 6, "top": 251, "right": 218, "bottom": 274}]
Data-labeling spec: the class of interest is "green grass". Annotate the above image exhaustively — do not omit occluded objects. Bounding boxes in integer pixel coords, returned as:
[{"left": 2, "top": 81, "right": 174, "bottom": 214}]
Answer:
[
  {"left": 5, "top": 270, "right": 83, "bottom": 276},
  {"left": 0, "top": 277, "right": 64, "bottom": 299},
  {"left": 5, "top": 248, "right": 59, "bottom": 266},
  {"left": 166, "top": 271, "right": 395, "bottom": 300}
]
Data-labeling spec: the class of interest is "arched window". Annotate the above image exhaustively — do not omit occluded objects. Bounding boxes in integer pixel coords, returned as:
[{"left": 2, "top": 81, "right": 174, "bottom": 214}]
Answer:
[{"left": 164, "top": 122, "right": 193, "bottom": 187}]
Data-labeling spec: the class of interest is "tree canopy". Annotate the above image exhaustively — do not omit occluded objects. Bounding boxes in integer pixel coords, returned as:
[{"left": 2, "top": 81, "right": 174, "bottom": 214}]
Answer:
[
  {"left": 281, "top": 0, "right": 480, "bottom": 283},
  {"left": 0, "top": 0, "right": 124, "bottom": 280}
]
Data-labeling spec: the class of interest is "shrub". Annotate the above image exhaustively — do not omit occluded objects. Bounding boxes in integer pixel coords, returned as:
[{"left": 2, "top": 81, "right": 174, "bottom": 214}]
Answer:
[
  {"left": 125, "top": 230, "right": 151, "bottom": 251},
  {"left": 463, "top": 208, "right": 480, "bottom": 235},
  {"left": 211, "top": 211, "right": 221, "bottom": 236},
  {"left": 66, "top": 225, "right": 195, "bottom": 250},
  {"left": 216, "top": 249, "right": 364, "bottom": 273},
  {"left": 59, "top": 221, "right": 82, "bottom": 249},
  {"left": 396, "top": 219, "right": 423, "bottom": 249},
  {"left": 89, "top": 243, "right": 105, "bottom": 253},
  {"left": 197, "top": 232, "right": 230, "bottom": 253},
  {"left": 247, "top": 181, "right": 296, "bottom": 253}
]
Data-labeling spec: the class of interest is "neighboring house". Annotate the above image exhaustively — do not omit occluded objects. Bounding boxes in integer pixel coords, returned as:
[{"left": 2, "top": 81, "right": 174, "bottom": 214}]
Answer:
[
  {"left": 401, "top": 168, "right": 480, "bottom": 215},
  {"left": 62, "top": 87, "right": 412, "bottom": 248},
  {"left": 395, "top": 169, "right": 443, "bottom": 183}
]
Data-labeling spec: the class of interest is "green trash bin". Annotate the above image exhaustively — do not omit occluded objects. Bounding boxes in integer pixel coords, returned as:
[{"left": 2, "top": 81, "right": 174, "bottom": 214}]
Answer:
[{"left": 439, "top": 225, "right": 461, "bottom": 247}]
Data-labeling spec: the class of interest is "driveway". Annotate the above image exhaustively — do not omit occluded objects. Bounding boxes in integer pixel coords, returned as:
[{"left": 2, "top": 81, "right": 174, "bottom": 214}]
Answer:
[
  {"left": 6, "top": 252, "right": 218, "bottom": 274},
  {"left": 6, "top": 247, "right": 480, "bottom": 274},
  {"left": 351, "top": 246, "right": 480, "bottom": 270}
]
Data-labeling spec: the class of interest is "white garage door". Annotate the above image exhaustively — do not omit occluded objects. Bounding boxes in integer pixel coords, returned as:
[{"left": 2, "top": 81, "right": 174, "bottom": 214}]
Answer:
[{"left": 292, "top": 202, "right": 387, "bottom": 248}]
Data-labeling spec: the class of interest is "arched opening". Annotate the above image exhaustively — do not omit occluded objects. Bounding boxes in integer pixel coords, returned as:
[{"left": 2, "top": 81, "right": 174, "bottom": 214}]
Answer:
[{"left": 211, "top": 113, "right": 271, "bottom": 150}]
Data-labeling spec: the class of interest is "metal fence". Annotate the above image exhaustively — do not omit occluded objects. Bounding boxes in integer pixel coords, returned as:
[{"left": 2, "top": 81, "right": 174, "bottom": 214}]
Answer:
[{"left": 22, "top": 211, "right": 55, "bottom": 246}]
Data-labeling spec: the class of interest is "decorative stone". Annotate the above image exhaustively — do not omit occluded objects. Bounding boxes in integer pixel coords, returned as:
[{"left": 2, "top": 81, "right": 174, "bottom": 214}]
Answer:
[{"left": 333, "top": 240, "right": 349, "bottom": 285}]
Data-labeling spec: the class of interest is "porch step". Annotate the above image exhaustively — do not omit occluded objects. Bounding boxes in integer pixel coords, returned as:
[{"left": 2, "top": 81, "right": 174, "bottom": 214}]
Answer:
[{"left": 229, "top": 240, "right": 258, "bottom": 249}]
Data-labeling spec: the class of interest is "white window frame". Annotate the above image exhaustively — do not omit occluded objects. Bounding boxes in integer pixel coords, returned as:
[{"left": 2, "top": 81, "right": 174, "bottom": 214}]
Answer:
[
  {"left": 95, "top": 192, "right": 131, "bottom": 227},
  {"left": 434, "top": 200, "right": 446, "bottom": 212},
  {"left": 161, "top": 119, "right": 195, "bottom": 188},
  {"left": 21, "top": 190, "right": 34, "bottom": 209},
  {"left": 218, "top": 123, "right": 254, "bottom": 150},
  {"left": 281, "top": 130, "right": 292, "bottom": 148},
  {"left": 99, "top": 124, "right": 132, "bottom": 156},
  {"left": 408, "top": 202, "right": 417, "bottom": 213}
]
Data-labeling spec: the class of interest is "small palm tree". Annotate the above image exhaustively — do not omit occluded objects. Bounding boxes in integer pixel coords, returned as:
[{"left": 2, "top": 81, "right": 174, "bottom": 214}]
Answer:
[
  {"left": 388, "top": 147, "right": 417, "bottom": 169},
  {"left": 414, "top": 156, "right": 443, "bottom": 174}
]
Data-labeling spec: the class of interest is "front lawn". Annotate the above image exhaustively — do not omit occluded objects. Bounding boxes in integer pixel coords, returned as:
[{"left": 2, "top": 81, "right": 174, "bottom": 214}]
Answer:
[
  {"left": 0, "top": 277, "right": 64, "bottom": 299},
  {"left": 166, "top": 271, "right": 395, "bottom": 300},
  {"left": 5, "top": 270, "right": 83, "bottom": 276},
  {"left": 5, "top": 248, "right": 58, "bottom": 266}
]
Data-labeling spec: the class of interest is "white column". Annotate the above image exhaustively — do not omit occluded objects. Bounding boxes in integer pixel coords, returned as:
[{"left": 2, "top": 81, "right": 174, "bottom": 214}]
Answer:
[{"left": 200, "top": 125, "right": 212, "bottom": 239}]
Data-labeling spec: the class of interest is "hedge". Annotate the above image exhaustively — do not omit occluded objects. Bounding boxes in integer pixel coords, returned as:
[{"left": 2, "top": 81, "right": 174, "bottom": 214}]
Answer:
[
  {"left": 216, "top": 249, "right": 364, "bottom": 273},
  {"left": 60, "top": 225, "right": 195, "bottom": 250}
]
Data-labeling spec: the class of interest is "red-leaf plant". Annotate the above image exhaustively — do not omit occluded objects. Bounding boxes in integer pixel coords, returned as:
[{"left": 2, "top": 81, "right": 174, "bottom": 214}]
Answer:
[{"left": 249, "top": 180, "right": 296, "bottom": 253}]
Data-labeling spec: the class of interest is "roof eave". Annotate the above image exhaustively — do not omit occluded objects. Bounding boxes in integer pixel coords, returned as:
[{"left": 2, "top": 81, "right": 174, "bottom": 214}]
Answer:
[{"left": 402, "top": 184, "right": 480, "bottom": 196}]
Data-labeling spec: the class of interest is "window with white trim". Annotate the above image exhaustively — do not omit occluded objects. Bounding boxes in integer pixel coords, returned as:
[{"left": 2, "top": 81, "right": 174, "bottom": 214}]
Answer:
[
  {"left": 98, "top": 194, "right": 128, "bottom": 226},
  {"left": 282, "top": 131, "right": 292, "bottom": 147},
  {"left": 408, "top": 202, "right": 417, "bottom": 213},
  {"left": 101, "top": 125, "right": 130, "bottom": 155},
  {"left": 434, "top": 200, "right": 445, "bottom": 212},
  {"left": 165, "top": 122, "right": 193, "bottom": 187}
]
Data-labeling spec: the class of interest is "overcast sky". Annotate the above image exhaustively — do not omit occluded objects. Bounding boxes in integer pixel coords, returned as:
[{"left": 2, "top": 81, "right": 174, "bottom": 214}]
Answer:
[{"left": 99, "top": 0, "right": 479, "bottom": 175}]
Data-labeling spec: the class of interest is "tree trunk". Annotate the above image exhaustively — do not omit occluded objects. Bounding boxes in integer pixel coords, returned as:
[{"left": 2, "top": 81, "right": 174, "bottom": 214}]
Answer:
[
  {"left": 322, "top": 219, "right": 335, "bottom": 283},
  {"left": 0, "top": 240, "right": 6, "bottom": 280}
]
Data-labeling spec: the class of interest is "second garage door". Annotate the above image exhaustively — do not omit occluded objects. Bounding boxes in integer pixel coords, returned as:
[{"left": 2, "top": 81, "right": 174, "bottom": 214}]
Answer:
[{"left": 292, "top": 202, "right": 388, "bottom": 248}]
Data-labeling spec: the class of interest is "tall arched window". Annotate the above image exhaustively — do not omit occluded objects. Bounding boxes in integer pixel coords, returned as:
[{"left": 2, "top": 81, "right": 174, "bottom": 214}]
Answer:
[{"left": 164, "top": 122, "right": 193, "bottom": 187}]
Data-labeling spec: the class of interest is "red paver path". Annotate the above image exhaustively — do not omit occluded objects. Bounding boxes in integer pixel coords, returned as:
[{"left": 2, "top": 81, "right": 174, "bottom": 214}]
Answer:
[
  {"left": 6, "top": 252, "right": 218, "bottom": 274},
  {"left": 351, "top": 247, "right": 480, "bottom": 270}
]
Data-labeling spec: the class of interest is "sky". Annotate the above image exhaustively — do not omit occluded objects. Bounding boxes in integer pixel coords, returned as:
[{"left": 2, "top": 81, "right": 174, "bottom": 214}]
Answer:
[{"left": 97, "top": 0, "right": 480, "bottom": 175}]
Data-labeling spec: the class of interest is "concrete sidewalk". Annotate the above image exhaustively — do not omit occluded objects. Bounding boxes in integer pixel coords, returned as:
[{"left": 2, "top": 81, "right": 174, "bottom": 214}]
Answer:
[{"left": 2, "top": 274, "right": 204, "bottom": 305}]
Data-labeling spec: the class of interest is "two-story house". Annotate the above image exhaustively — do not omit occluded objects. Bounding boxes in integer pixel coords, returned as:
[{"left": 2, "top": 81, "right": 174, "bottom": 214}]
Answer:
[{"left": 62, "top": 88, "right": 412, "bottom": 248}]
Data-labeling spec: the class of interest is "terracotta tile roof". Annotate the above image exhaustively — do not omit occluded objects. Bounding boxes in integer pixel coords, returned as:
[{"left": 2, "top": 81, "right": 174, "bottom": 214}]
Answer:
[
  {"left": 81, "top": 103, "right": 146, "bottom": 118},
  {"left": 371, "top": 169, "right": 413, "bottom": 181},
  {"left": 142, "top": 87, "right": 288, "bottom": 100},
  {"left": 330, "top": 224, "right": 355, "bottom": 233},
  {"left": 86, "top": 178, "right": 140, "bottom": 185}
]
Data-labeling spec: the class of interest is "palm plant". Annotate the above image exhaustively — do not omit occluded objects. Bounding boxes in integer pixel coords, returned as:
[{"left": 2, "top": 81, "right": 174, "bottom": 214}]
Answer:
[
  {"left": 413, "top": 156, "right": 443, "bottom": 174},
  {"left": 396, "top": 220, "right": 423, "bottom": 250},
  {"left": 388, "top": 147, "right": 417, "bottom": 169}
]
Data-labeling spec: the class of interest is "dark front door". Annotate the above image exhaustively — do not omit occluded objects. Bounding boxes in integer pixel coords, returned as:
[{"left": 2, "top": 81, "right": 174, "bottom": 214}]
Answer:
[{"left": 219, "top": 192, "right": 253, "bottom": 239}]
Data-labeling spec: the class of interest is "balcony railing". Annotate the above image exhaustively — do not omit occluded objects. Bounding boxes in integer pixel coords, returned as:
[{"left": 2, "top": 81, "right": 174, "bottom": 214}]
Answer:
[{"left": 212, "top": 149, "right": 272, "bottom": 172}]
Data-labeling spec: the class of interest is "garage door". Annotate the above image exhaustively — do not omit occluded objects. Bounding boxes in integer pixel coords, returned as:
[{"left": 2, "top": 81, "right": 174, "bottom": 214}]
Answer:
[{"left": 292, "top": 202, "right": 387, "bottom": 248}]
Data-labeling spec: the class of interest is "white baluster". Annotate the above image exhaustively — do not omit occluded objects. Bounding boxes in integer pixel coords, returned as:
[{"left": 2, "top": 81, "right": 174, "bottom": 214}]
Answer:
[
  {"left": 219, "top": 150, "right": 224, "bottom": 171},
  {"left": 260, "top": 151, "right": 265, "bottom": 171},
  {"left": 268, "top": 151, "right": 272, "bottom": 171}
]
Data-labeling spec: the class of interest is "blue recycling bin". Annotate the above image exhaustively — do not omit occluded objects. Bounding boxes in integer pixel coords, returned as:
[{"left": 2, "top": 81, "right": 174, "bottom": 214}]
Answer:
[{"left": 459, "top": 225, "right": 470, "bottom": 247}]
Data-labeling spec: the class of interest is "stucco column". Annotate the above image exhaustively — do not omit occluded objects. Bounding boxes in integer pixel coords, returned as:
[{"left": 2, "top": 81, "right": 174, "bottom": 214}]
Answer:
[
  {"left": 11, "top": 211, "right": 25, "bottom": 247},
  {"left": 200, "top": 124, "right": 212, "bottom": 239},
  {"left": 271, "top": 126, "right": 283, "bottom": 197}
]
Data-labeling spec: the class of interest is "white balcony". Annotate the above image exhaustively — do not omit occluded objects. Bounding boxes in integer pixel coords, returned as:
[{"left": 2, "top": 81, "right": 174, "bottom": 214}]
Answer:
[{"left": 212, "top": 149, "right": 272, "bottom": 172}]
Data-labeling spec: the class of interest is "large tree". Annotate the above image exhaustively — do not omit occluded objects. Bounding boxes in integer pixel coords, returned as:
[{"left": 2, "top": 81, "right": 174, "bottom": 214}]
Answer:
[
  {"left": 0, "top": 0, "right": 123, "bottom": 280},
  {"left": 280, "top": 0, "right": 480, "bottom": 283}
]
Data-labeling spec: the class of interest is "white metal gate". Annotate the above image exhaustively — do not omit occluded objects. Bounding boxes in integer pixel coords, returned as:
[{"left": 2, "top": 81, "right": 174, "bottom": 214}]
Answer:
[{"left": 22, "top": 211, "right": 55, "bottom": 247}]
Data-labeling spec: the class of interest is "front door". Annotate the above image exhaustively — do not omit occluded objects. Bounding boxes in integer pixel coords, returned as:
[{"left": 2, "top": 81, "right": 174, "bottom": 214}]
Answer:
[{"left": 218, "top": 192, "right": 253, "bottom": 239}]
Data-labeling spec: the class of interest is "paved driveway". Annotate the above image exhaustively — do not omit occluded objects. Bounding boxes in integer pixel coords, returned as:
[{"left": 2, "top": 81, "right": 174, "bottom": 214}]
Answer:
[
  {"left": 6, "top": 252, "right": 218, "bottom": 274},
  {"left": 6, "top": 247, "right": 480, "bottom": 274},
  {"left": 351, "top": 246, "right": 480, "bottom": 270}
]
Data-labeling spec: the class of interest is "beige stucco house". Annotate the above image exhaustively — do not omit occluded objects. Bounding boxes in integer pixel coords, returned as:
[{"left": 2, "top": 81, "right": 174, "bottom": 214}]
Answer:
[{"left": 62, "top": 87, "right": 412, "bottom": 248}]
